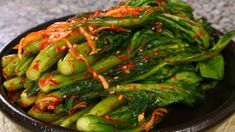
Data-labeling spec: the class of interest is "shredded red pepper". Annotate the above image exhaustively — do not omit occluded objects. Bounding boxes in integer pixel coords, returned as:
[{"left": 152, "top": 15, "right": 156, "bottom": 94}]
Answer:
[
  {"left": 173, "top": 75, "right": 177, "bottom": 81},
  {"left": 69, "top": 101, "right": 87, "bottom": 115},
  {"left": 120, "top": 63, "right": 136, "bottom": 70},
  {"left": 78, "top": 27, "right": 97, "bottom": 55},
  {"left": 141, "top": 108, "right": 168, "bottom": 132},
  {"left": 102, "top": 6, "right": 144, "bottom": 18},
  {"left": 16, "top": 31, "right": 45, "bottom": 59},
  {"left": 34, "top": 96, "right": 61, "bottom": 111},
  {"left": 88, "top": 69, "right": 109, "bottom": 89},
  {"left": 49, "top": 79, "right": 58, "bottom": 86},
  {"left": 38, "top": 73, "right": 53, "bottom": 87},
  {"left": 193, "top": 29, "right": 205, "bottom": 41},
  {"left": 118, "top": 94, "right": 124, "bottom": 101},
  {"left": 69, "top": 45, "right": 90, "bottom": 68},
  {"left": 33, "top": 60, "right": 40, "bottom": 71}
]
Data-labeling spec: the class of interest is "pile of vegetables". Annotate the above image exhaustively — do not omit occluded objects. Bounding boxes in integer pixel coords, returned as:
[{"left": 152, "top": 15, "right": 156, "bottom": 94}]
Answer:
[{"left": 2, "top": 0, "right": 235, "bottom": 131}]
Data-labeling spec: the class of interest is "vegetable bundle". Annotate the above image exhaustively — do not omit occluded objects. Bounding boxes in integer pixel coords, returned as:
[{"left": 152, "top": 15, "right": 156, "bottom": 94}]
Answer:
[{"left": 2, "top": 0, "right": 235, "bottom": 131}]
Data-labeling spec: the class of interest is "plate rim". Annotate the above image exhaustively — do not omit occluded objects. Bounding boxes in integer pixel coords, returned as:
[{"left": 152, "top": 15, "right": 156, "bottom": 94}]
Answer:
[{"left": 0, "top": 14, "right": 235, "bottom": 132}]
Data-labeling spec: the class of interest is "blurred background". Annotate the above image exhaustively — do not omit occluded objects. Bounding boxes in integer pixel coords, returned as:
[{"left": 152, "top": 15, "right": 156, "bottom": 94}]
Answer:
[{"left": 0, "top": 0, "right": 235, "bottom": 131}]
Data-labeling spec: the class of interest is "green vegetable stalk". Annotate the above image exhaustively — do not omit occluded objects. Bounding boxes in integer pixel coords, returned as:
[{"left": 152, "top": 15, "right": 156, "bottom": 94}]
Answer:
[
  {"left": 1, "top": 0, "right": 235, "bottom": 131},
  {"left": 1, "top": 54, "right": 17, "bottom": 68}
]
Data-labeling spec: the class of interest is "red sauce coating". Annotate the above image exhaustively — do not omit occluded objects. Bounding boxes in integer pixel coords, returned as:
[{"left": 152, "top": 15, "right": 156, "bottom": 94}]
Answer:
[
  {"left": 20, "top": 78, "right": 26, "bottom": 84},
  {"left": 33, "top": 60, "right": 40, "bottom": 71},
  {"left": 49, "top": 79, "right": 58, "bottom": 86},
  {"left": 7, "top": 87, "right": 15, "bottom": 92},
  {"left": 102, "top": 6, "right": 144, "bottom": 18},
  {"left": 38, "top": 73, "right": 53, "bottom": 87},
  {"left": 166, "top": 60, "right": 176, "bottom": 65},
  {"left": 34, "top": 96, "right": 61, "bottom": 111},
  {"left": 173, "top": 75, "right": 177, "bottom": 81},
  {"left": 119, "top": 63, "right": 136, "bottom": 71}
]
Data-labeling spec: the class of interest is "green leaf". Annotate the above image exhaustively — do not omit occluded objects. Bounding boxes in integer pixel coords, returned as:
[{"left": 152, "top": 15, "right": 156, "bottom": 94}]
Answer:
[
  {"left": 63, "top": 97, "right": 74, "bottom": 112},
  {"left": 25, "top": 80, "right": 40, "bottom": 97},
  {"left": 201, "top": 81, "right": 218, "bottom": 91},
  {"left": 166, "top": 71, "right": 202, "bottom": 84},
  {"left": 125, "top": 0, "right": 156, "bottom": 7},
  {"left": 198, "top": 55, "right": 224, "bottom": 80}
]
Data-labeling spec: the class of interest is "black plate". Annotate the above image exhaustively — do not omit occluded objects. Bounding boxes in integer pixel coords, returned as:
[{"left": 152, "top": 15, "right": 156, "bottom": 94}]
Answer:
[{"left": 0, "top": 15, "right": 235, "bottom": 132}]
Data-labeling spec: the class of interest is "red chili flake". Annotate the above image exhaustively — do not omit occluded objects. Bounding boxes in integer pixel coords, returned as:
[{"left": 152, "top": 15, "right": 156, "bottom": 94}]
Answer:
[
  {"left": 7, "top": 87, "right": 15, "bottom": 92},
  {"left": 82, "top": 73, "right": 90, "bottom": 79},
  {"left": 55, "top": 45, "right": 67, "bottom": 52},
  {"left": 104, "top": 114, "right": 111, "bottom": 120},
  {"left": 39, "top": 73, "right": 53, "bottom": 87},
  {"left": 127, "top": 47, "right": 132, "bottom": 53},
  {"left": 121, "top": 6, "right": 142, "bottom": 17},
  {"left": 40, "top": 38, "right": 50, "bottom": 50},
  {"left": 173, "top": 75, "right": 177, "bottom": 81},
  {"left": 90, "top": 9, "right": 102, "bottom": 18},
  {"left": 33, "top": 60, "right": 40, "bottom": 71},
  {"left": 155, "top": 22, "right": 163, "bottom": 32},
  {"left": 142, "top": 56, "right": 149, "bottom": 61},
  {"left": 193, "top": 29, "right": 204, "bottom": 41},
  {"left": 20, "top": 78, "right": 25, "bottom": 84},
  {"left": 118, "top": 94, "right": 123, "bottom": 101},
  {"left": 124, "top": 69, "right": 131, "bottom": 74},
  {"left": 102, "top": 6, "right": 144, "bottom": 18},
  {"left": 88, "top": 68, "right": 98, "bottom": 79},
  {"left": 35, "top": 96, "right": 61, "bottom": 111},
  {"left": 69, "top": 17, "right": 82, "bottom": 24},
  {"left": 49, "top": 79, "right": 58, "bottom": 86},
  {"left": 2, "top": 71, "right": 8, "bottom": 79},
  {"left": 157, "top": 1, "right": 161, "bottom": 6},
  {"left": 71, "top": 29, "right": 80, "bottom": 35},
  {"left": 33, "top": 105, "right": 42, "bottom": 112},
  {"left": 166, "top": 60, "right": 176, "bottom": 65},
  {"left": 39, "top": 79, "right": 46, "bottom": 87},
  {"left": 118, "top": 55, "right": 129, "bottom": 62},
  {"left": 120, "top": 63, "right": 136, "bottom": 70},
  {"left": 68, "top": 61, "right": 75, "bottom": 68}
]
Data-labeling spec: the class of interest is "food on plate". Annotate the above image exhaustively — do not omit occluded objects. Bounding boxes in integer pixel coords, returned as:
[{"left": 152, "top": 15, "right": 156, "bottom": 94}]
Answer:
[{"left": 2, "top": 0, "right": 235, "bottom": 131}]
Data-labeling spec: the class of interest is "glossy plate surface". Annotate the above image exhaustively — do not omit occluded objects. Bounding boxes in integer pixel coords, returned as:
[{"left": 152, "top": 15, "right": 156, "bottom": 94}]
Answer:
[{"left": 0, "top": 15, "right": 235, "bottom": 132}]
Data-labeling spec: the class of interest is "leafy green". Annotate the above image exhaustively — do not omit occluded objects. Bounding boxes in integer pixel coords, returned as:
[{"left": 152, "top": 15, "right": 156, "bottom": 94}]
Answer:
[
  {"left": 63, "top": 97, "right": 74, "bottom": 112},
  {"left": 166, "top": 71, "right": 202, "bottom": 84},
  {"left": 4, "top": 0, "right": 235, "bottom": 131},
  {"left": 102, "top": 83, "right": 204, "bottom": 115},
  {"left": 198, "top": 55, "right": 224, "bottom": 80},
  {"left": 25, "top": 80, "right": 40, "bottom": 97},
  {"left": 125, "top": 0, "right": 157, "bottom": 7}
]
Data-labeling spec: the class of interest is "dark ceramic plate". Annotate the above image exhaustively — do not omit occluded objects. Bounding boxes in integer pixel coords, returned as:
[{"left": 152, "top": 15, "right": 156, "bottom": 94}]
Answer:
[{"left": 1, "top": 15, "right": 235, "bottom": 132}]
